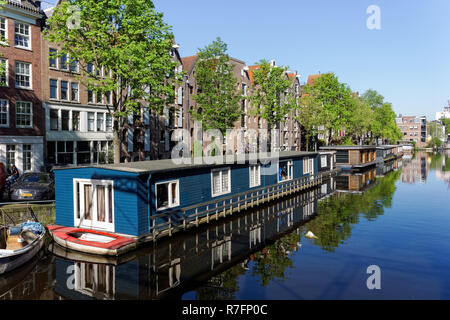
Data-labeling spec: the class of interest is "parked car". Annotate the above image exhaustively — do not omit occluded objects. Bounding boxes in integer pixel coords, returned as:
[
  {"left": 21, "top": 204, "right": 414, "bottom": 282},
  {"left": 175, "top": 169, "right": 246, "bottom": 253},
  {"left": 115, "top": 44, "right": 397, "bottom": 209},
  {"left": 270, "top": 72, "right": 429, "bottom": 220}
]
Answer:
[
  {"left": 9, "top": 172, "right": 55, "bottom": 201},
  {"left": 0, "top": 163, "right": 6, "bottom": 200}
]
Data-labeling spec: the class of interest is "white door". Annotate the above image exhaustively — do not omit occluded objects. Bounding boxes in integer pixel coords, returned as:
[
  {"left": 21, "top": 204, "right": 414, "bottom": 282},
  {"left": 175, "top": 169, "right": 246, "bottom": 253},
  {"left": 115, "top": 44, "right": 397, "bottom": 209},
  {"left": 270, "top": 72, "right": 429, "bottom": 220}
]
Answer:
[{"left": 75, "top": 180, "right": 115, "bottom": 232}]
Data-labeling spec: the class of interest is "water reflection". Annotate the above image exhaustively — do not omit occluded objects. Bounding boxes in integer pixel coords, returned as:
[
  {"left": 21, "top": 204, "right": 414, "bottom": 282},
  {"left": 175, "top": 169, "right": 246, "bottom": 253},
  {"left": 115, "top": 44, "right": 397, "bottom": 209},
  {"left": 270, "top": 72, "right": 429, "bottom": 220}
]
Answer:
[{"left": 1, "top": 152, "right": 449, "bottom": 300}]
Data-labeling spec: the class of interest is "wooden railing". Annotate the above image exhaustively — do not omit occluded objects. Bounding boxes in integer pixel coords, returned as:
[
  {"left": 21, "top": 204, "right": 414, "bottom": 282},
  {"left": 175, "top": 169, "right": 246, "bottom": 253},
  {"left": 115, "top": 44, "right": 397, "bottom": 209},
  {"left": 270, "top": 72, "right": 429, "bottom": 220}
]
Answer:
[{"left": 144, "top": 169, "right": 340, "bottom": 241}]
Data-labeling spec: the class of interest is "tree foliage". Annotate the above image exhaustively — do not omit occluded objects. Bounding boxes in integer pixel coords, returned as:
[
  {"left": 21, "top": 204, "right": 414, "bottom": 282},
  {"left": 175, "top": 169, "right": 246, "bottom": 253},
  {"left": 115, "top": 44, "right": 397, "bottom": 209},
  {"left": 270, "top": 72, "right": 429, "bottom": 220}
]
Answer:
[
  {"left": 249, "top": 60, "right": 295, "bottom": 127},
  {"left": 191, "top": 37, "right": 242, "bottom": 134},
  {"left": 44, "top": 0, "right": 179, "bottom": 162}
]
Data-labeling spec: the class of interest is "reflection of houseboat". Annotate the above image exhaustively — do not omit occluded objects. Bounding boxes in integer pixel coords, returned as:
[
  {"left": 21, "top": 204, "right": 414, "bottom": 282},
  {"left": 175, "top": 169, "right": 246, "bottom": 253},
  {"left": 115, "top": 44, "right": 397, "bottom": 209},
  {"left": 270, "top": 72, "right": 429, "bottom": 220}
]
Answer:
[
  {"left": 336, "top": 167, "right": 377, "bottom": 194},
  {"left": 320, "top": 146, "right": 377, "bottom": 170},
  {"left": 376, "top": 160, "right": 396, "bottom": 177},
  {"left": 51, "top": 152, "right": 339, "bottom": 249},
  {"left": 53, "top": 183, "right": 335, "bottom": 300},
  {"left": 376, "top": 146, "right": 397, "bottom": 163}
]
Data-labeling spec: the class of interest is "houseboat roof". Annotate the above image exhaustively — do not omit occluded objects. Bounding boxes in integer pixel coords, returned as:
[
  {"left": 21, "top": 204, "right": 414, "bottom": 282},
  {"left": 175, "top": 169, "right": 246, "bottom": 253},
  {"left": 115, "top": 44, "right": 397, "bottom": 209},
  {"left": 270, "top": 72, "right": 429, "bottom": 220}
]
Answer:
[
  {"left": 320, "top": 146, "right": 376, "bottom": 150},
  {"left": 53, "top": 151, "right": 319, "bottom": 174},
  {"left": 376, "top": 145, "right": 397, "bottom": 150}
]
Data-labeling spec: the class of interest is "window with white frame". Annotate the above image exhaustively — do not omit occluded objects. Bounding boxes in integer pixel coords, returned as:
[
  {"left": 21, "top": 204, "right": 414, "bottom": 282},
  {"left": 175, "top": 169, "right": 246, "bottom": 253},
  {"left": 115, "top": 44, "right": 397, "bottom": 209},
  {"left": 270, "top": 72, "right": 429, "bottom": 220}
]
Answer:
[
  {"left": 22, "top": 144, "right": 31, "bottom": 172},
  {"left": 0, "top": 59, "right": 7, "bottom": 86},
  {"left": 16, "top": 101, "right": 32, "bottom": 127},
  {"left": 156, "top": 180, "right": 179, "bottom": 210},
  {"left": 6, "top": 144, "right": 15, "bottom": 168},
  {"left": 321, "top": 155, "right": 327, "bottom": 168},
  {"left": 71, "top": 82, "right": 79, "bottom": 101},
  {"left": 211, "top": 168, "right": 231, "bottom": 197},
  {"left": 0, "top": 17, "right": 7, "bottom": 42},
  {"left": 87, "top": 112, "right": 95, "bottom": 131},
  {"left": 50, "top": 79, "right": 58, "bottom": 99},
  {"left": 303, "top": 158, "right": 314, "bottom": 175},
  {"left": 0, "top": 99, "right": 9, "bottom": 127},
  {"left": 15, "top": 61, "right": 31, "bottom": 89},
  {"left": 49, "top": 48, "right": 58, "bottom": 68},
  {"left": 60, "top": 80, "right": 68, "bottom": 100},
  {"left": 74, "top": 179, "right": 114, "bottom": 231},
  {"left": 14, "top": 21, "right": 30, "bottom": 49},
  {"left": 249, "top": 164, "right": 261, "bottom": 188},
  {"left": 278, "top": 160, "right": 293, "bottom": 182}
]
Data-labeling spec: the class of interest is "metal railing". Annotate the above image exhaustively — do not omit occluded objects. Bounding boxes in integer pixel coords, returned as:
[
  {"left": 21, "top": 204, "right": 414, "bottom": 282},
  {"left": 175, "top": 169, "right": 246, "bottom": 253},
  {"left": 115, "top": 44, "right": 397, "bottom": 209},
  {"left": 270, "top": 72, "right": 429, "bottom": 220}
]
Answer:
[{"left": 146, "top": 169, "right": 340, "bottom": 241}]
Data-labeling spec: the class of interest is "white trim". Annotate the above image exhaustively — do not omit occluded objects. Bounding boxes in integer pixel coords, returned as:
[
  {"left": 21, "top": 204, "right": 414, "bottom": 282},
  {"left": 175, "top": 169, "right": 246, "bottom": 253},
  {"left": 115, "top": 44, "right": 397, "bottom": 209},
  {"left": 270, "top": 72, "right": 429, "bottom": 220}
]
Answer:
[
  {"left": 14, "top": 61, "right": 32, "bottom": 89},
  {"left": 155, "top": 180, "right": 180, "bottom": 211},
  {"left": 0, "top": 99, "right": 9, "bottom": 127},
  {"left": 211, "top": 167, "right": 231, "bottom": 197},
  {"left": 0, "top": 15, "right": 8, "bottom": 44},
  {"left": 13, "top": 20, "right": 31, "bottom": 50},
  {"left": 73, "top": 178, "right": 115, "bottom": 232},
  {"left": 15, "top": 100, "right": 33, "bottom": 128},
  {"left": 249, "top": 164, "right": 261, "bottom": 188},
  {"left": 0, "top": 58, "right": 8, "bottom": 87},
  {"left": 278, "top": 159, "right": 293, "bottom": 183}
]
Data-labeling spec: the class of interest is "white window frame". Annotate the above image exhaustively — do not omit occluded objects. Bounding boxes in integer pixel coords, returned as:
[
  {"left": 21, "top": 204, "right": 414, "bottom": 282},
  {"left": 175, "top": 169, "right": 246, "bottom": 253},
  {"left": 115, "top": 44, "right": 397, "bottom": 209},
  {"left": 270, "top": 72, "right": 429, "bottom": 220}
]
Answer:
[
  {"left": 303, "top": 158, "right": 315, "bottom": 175},
  {"left": 0, "top": 16, "right": 8, "bottom": 43},
  {"left": 15, "top": 61, "right": 32, "bottom": 89},
  {"left": 73, "top": 178, "right": 115, "bottom": 232},
  {"left": 278, "top": 160, "right": 293, "bottom": 183},
  {"left": 15, "top": 101, "right": 32, "bottom": 128},
  {"left": 211, "top": 167, "right": 231, "bottom": 197},
  {"left": 249, "top": 164, "right": 261, "bottom": 188},
  {"left": 49, "top": 48, "right": 58, "bottom": 69},
  {"left": 0, "top": 99, "right": 9, "bottom": 127},
  {"left": 14, "top": 21, "right": 31, "bottom": 50},
  {"left": 0, "top": 58, "right": 8, "bottom": 87},
  {"left": 155, "top": 180, "right": 180, "bottom": 211},
  {"left": 321, "top": 155, "right": 327, "bottom": 168},
  {"left": 60, "top": 80, "right": 69, "bottom": 100},
  {"left": 71, "top": 82, "right": 79, "bottom": 102}
]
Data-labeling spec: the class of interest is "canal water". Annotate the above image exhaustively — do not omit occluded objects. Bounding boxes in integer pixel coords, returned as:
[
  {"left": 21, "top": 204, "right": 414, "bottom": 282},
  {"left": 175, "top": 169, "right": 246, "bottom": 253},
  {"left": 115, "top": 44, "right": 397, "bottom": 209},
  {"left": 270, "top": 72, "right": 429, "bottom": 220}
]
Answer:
[{"left": 1, "top": 152, "right": 449, "bottom": 300}]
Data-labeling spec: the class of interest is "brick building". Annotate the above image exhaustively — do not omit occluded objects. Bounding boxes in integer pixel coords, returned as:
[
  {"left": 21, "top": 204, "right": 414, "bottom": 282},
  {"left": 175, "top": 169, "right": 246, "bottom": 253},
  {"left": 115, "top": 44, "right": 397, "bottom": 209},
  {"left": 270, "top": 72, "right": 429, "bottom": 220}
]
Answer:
[
  {"left": 396, "top": 115, "right": 427, "bottom": 148},
  {"left": 0, "top": 0, "right": 45, "bottom": 173}
]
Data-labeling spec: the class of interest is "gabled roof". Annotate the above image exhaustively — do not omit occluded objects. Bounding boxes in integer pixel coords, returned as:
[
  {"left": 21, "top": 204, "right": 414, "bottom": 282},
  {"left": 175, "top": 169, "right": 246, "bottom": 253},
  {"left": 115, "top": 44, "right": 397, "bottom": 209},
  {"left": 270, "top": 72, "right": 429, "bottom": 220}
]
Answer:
[
  {"left": 248, "top": 65, "right": 260, "bottom": 86},
  {"left": 181, "top": 55, "right": 198, "bottom": 75},
  {"left": 307, "top": 74, "right": 321, "bottom": 86}
]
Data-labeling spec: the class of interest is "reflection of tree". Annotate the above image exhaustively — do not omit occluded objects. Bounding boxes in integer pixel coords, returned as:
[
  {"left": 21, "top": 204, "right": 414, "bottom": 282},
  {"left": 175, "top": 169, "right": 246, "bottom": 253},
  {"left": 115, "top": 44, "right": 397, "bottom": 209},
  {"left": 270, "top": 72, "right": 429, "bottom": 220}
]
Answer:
[
  {"left": 193, "top": 169, "right": 403, "bottom": 297},
  {"left": 195, "top": 264, "right": 246, "bottom": 300},
  {"left": 250, "top": 233, "right": 301, "bottom": 287},
  {"left": 304, "top": 170, "right": 401, "bottom": 252}
]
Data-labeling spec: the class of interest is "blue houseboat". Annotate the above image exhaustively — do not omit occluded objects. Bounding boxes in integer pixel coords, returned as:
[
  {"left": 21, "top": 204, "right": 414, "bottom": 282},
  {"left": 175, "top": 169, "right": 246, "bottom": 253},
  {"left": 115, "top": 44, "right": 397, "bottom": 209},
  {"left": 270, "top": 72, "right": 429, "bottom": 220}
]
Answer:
[
  {"left": 51, "top": 151, "right": 338, "bottom": 247},
  {"left": 376, "top": 146, "right": 397, "bottom": 163}
]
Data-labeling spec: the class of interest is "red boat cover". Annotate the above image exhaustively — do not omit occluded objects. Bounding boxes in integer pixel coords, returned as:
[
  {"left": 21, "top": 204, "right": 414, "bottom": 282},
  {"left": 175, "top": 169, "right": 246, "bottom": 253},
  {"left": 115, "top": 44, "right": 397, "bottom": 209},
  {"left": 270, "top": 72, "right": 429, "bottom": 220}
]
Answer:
[{"left": 47, "top": 225, "right": 136, "bottom": 250}]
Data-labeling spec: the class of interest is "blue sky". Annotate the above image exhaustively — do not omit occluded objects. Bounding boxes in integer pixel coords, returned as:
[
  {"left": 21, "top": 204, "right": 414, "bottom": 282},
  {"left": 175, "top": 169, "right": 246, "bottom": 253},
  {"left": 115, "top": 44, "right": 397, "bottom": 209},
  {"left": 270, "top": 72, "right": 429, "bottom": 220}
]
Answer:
[{"left": 44, "top": 0, "right": 450, "bottom": 120}]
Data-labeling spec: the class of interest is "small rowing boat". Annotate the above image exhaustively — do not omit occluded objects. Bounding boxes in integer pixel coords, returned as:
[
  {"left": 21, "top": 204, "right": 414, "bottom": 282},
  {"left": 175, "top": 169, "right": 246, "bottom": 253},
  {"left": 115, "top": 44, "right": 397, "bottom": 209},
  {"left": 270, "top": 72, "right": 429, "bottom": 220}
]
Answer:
[
  {"left": 47, "top": 225, "right": 137, "bottom": 256},
  {"left": 0, "top": 222, "right": 46, "bottom": 275}
]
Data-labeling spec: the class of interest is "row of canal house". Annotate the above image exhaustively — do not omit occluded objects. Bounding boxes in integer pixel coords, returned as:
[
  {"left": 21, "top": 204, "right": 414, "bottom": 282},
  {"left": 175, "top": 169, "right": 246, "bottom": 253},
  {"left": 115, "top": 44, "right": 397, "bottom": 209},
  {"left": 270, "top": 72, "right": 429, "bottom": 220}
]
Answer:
[
  {"left": 54, "top": 151, "right": 338, "bottom": 241},
  {"left": 0, "top": 0, "right": 305, "bottom": 174}
]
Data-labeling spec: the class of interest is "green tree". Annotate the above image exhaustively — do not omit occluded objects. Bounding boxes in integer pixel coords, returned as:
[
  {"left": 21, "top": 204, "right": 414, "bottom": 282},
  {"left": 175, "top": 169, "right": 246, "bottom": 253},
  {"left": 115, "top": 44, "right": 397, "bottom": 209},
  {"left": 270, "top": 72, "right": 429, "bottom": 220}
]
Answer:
[
  {"left": 44, "top": 0, "right": 179, "bottom": 163},
  {"left": 346, "top": 95, "right": 374, "bottom": 144},
  {"left": 0, "top": 1, "right": 7, "bottom": 85},
  {"left": 295, "top": 94, "right": 326, "bottom": 151},
  {"left": 302, "top": 73, "right": 353, "bottom": 145},
  {"left": 191, "top": 37, "right": 242, "bottom": 136},
  {"left": 249, "top": 60, "right": 296, "bottom": 149},
  {"left": 360, "top": 90, "right": 401, "bottom": 144},
  {"left": 440, "top": 118, "right": 450, "bottom": 136}
]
